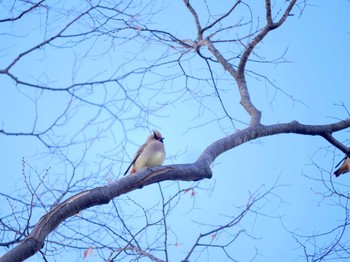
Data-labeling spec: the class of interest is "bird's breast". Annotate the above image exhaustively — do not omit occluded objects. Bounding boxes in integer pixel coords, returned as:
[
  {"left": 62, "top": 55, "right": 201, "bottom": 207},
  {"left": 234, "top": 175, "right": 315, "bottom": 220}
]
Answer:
[{"left": 134, "top": 141, "right": 165, "bottom": 170}]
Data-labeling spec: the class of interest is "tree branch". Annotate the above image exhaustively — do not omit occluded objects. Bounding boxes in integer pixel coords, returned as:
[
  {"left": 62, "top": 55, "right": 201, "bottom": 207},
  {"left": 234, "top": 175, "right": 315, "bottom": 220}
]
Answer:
[
  {"left": 2, "top": 5, "right": 94, "bottom": 73},
  {"left": 197, "top": 119, "right": 350, "bottom": 167},
  {"left": 201, "top": 0, "right": 241, "bottom": 33},
  {"left": 0, "top": 0, "right": 45, "bottom": 23},
  {"left": 183, "top": 0, "right": 202, "bottom": 38},
  {"left": 1, "top": 117, "right": 350, "bottom": 261}
]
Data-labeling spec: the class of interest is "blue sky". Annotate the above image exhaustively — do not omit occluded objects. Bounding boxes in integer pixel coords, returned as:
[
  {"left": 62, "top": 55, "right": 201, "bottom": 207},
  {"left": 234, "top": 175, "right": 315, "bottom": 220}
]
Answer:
[{"left": 1, "top": 1, "right": 350, "bottom": 261}]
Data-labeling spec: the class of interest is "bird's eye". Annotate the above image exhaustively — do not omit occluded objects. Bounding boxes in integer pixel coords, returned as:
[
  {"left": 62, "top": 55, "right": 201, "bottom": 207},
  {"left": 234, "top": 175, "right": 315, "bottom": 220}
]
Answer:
[{"left": 153, "top": 132, "right": 158, "bottom": 139}]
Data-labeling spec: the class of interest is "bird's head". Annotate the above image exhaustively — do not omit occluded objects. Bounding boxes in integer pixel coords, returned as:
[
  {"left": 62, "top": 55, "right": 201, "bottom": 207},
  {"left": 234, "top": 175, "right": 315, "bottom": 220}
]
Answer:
[{"left": 153, "top": 129, "right": 164, "bottom": 143}]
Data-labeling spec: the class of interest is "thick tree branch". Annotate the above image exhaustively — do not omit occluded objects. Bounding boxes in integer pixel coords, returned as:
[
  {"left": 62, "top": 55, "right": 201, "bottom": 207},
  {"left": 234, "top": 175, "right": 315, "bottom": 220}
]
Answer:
[
  {"left": 183, "top": 0, "right": 202, "bottom": 41},
  {"left": 2, "top": 118, "right": 350, "bottom": 261},
  {"left": 197, "top": 118, "right": 350, "bottom": 167},
  {"left": 235, "top": 0, "right": 296, "bottom": 125},
  {"left": 0, "top": 165, "right": 211, "bottom": 262},
  {"left": 1, "top": 1, "right": 349, "bottom": 261},
  {"left": 197, "top": 1, "right": 297, "bottom": 127},
  {"left": 238, "top": 0, "right": 297, "bottom": 76}
]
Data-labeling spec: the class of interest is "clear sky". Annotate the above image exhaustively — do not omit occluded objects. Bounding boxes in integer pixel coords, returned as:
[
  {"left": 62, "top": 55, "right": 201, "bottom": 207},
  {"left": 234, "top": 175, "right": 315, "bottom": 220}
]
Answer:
[{"left": 1, "top": 1, "right": 350, "bottom": 261}]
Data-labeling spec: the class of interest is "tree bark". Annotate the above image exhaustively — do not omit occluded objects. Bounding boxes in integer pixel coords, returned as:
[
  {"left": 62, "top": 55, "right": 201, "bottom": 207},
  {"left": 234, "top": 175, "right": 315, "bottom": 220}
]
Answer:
[{"left": 1, "top": 118, "right": 350, "bottom": 262}]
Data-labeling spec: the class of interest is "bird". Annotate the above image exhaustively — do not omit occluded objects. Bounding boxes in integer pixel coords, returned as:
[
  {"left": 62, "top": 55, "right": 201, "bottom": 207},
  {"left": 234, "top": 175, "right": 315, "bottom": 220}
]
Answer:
[
  {"left": 334, "top": 156, "right": 350, "bottom": 177},
  {"left": 124, "top": 129, "right": 165, "bottom": 175}
]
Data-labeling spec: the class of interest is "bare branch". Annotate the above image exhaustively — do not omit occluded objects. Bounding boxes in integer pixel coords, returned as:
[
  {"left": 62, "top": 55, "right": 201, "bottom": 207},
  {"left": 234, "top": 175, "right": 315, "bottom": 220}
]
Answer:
[
  {"left": 0, "top": 1, "right": 45, "bottom": 23},
  {"left": 2, "top": 5, "right": 94, "bottom": 73},
  {"left": 197, "top": 119, "right": 350, "bottom": 167},
  {"left": 183, "top": 0, "right": 203, "bottom": 38},
  {"left": 1, "top": 1, "right": 349, "bottom": 261},
  {"left": 2, "top": 117, "right": 350, "bottom": 261},
  {"left": 201, "top": 1, "right": 241, "bottom": 33},
  {"left": 238, "top": 0, "right": 297, "bottom": 76}
]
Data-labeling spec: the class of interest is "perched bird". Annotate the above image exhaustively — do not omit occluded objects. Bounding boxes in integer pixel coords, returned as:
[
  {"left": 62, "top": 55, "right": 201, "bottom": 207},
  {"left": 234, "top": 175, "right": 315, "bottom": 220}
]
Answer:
[
  {"left": 334, "top": 156, "right": 350, "bottom": 177},
  {"left": 124, "top": 129, "right": 165, "bottom": 175}
]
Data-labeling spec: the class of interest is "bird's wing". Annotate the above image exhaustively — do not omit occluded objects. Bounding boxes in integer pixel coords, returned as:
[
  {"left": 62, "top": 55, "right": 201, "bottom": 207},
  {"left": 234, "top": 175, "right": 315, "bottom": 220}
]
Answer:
[
  {"left": 123, "top": 143, "right": 147, "bottom": 176},
  {"left": 334, "top": 156, "right": 347, "bottom": 169},
  {"left": 334, "top": 157, "right": 350, "bottom": 177}
]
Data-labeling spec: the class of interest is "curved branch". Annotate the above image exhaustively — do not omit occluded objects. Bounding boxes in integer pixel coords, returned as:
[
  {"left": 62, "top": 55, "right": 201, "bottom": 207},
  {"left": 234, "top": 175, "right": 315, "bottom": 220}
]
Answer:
[
  {"left": 183, "top": 0, "right": 202, "bottom": 37},
  {"left": 197, "top": 118, "right": 350, "bottom": 167},
  {"left": 237, "top": 0, "right": 297, "bottom": 76},
  {"left": 181, "top": 1, "right": 298, "bottom": 126},
  {"left": 2, "top": 5, "right": 94, "bottom": 73},
  {"left": 201, "top": 0, "right": 241, "bottom": 33},
  {"left": 1, "top": 118, "right": 350, "bottom": 261},
  {"left": 0, "top": 0, "right": 45, "bottom": 23},
  {"left": 235, "top": 0, "right": 296, "bottom": 125},
  {"left": 203, "top": 0, "right": 297, "bottom": 127},
  {"left": 0, "top": 165, "right": 211, "bottom": 262}
]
